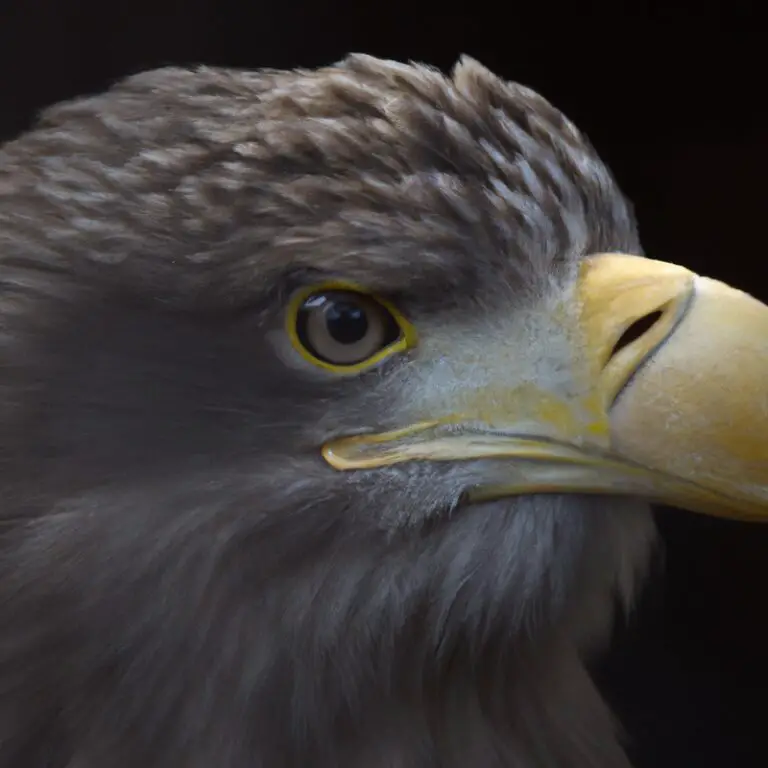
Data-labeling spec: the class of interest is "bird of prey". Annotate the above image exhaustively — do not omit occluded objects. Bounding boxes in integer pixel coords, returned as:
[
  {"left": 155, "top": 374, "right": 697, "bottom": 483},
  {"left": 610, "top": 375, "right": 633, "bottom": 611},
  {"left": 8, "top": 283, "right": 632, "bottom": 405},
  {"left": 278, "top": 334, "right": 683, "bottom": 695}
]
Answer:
[{"left": 0, "top": 54, "right": 765, "bottom": 768}]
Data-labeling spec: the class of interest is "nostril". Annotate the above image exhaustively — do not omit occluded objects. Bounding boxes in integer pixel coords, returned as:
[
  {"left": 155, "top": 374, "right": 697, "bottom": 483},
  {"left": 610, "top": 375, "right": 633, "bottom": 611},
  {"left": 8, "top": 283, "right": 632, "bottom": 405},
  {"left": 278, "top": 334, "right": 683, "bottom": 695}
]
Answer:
[{"left": 609, "top": 310, "right": 664, "bottom": 360}]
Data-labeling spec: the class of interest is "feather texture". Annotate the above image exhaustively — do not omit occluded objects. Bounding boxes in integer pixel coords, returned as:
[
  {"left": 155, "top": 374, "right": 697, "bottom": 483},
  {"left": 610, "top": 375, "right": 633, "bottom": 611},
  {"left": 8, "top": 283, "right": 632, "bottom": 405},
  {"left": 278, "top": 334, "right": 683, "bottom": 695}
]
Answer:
[{"left": 0, "top": 55, "right": 655, "bottom": 767}]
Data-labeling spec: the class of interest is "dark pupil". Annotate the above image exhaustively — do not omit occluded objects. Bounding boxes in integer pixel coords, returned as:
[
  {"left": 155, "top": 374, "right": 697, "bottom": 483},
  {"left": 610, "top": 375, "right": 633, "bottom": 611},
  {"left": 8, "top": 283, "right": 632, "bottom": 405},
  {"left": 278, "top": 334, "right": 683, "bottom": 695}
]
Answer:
[{"left": 324, "top": 301, "right": 369, "bottom": 344}]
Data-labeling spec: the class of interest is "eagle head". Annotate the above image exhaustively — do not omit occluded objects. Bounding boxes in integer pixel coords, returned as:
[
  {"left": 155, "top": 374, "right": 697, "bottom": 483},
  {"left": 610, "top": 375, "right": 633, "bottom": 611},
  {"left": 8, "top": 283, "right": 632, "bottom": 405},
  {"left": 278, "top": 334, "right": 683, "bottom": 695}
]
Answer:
[{"left": 0, "top": 54, "right": 765, "bottom": 768}]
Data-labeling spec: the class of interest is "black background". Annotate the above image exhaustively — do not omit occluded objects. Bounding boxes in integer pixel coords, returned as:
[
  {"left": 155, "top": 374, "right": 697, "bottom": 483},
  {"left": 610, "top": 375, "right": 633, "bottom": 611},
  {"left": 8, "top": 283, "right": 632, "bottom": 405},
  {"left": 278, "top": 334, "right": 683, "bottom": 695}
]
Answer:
[{"left": 1, "top": 2, "right": 766, "bottom": 766}]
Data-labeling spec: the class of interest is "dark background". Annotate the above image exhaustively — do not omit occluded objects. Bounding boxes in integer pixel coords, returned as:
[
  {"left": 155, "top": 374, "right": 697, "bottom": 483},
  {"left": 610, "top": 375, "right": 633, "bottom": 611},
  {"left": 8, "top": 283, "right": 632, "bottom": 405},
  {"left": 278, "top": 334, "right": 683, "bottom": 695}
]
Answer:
[{"left": 1, "top": 2, "right": 766, "bottom": 766}]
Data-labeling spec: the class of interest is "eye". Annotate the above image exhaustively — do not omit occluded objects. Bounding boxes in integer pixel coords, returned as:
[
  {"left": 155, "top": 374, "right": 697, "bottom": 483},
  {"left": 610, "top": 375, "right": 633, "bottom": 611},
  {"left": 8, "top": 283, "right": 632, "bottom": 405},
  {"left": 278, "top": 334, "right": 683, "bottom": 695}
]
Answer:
[{"left": 287, "top": 285, "right": 415, "bottom": 372}]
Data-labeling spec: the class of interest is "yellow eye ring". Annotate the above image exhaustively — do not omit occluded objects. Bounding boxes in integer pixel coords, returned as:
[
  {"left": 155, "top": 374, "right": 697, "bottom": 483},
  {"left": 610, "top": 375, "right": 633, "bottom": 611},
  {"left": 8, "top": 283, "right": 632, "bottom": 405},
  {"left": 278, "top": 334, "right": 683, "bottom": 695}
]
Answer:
[{"left": 285, "top": 281, "right": 417, "bottom": 374}]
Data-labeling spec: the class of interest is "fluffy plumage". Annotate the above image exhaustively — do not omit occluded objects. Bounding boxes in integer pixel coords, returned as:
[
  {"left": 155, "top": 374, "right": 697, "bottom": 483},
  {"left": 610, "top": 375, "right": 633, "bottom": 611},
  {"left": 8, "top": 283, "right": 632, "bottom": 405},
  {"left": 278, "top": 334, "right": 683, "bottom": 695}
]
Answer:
[{"left": 0, "top": 54, "right": 655, "bottom": 767}]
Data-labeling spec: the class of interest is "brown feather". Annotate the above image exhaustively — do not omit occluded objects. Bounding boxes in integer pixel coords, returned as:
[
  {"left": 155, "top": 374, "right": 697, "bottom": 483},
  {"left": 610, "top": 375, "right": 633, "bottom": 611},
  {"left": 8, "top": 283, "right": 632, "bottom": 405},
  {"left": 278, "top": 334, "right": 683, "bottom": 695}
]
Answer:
[{"left": 0, "top": 56, "right": 654, "bottom": 768}]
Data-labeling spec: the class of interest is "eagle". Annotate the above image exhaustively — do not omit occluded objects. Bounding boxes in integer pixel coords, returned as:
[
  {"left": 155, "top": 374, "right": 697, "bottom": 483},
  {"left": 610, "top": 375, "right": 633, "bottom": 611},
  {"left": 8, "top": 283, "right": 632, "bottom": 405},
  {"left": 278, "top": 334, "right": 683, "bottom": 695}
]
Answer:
[{"left": 0, "top": 54, "right": 765, "bottom": 768}]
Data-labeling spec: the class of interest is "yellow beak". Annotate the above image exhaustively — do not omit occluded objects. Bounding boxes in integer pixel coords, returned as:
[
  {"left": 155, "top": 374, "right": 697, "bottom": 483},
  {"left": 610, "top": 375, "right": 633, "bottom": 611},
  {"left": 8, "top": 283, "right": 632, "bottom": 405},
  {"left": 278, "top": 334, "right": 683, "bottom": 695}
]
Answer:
[{"left": 322, "top": 254, "right": 768, "bottom": 521}]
